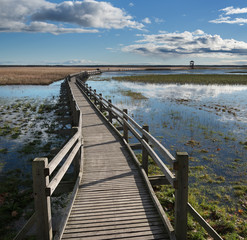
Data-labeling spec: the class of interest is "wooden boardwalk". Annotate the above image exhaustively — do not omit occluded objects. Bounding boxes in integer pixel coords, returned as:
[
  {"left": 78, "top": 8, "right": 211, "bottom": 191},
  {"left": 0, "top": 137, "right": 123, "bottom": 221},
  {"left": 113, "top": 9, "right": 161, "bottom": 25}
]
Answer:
[
  {"left": 14, "top": 72, "right": 222, "bottom": 240},
  {"left": 61, "top": 78, "right": 170, "bottom": 239}
]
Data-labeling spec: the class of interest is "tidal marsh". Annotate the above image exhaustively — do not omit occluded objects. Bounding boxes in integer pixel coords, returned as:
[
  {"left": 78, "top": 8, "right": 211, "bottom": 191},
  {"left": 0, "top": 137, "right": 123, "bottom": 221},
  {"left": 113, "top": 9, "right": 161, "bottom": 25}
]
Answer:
[
  {"left": 87, "top": 70, "right": 247, "bottom": 239},
  {"left": 0, "top": 80, "right": 73, "bottom": 238}
]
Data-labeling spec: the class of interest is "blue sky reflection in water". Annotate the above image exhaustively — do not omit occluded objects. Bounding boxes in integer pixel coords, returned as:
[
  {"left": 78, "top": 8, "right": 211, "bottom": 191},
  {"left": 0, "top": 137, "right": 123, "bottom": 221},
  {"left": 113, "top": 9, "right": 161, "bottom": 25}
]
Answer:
[
  {"left": 0, "top": 80, "right": 63, "bottom": 99},
  {"left": 87, "top": 71, "right": 247, "bottom": 184},
  {"left": 0, "top": 80, "right": 64, "bottom": 173}
]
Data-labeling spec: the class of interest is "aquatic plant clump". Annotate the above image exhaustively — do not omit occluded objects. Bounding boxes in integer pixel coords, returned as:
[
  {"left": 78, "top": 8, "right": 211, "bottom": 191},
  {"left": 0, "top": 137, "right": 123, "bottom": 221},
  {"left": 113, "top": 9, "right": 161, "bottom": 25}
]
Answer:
[
  {"left": 120, "top": 90, "right": 148, "bottom": 99},
  {"left": 113, "top": 74, "right": 247, "bottom": 85}
]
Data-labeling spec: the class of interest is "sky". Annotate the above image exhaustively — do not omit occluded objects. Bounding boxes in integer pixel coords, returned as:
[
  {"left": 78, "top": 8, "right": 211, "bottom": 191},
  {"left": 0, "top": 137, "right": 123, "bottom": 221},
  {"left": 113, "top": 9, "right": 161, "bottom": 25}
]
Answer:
[{"left": 1, "top": 0, "right": 247, "bottom": 65}]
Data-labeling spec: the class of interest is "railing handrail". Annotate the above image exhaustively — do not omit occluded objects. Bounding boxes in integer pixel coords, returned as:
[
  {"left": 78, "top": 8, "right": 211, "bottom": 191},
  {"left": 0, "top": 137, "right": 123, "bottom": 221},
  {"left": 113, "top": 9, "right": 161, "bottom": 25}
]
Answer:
[
  {"left": 15, "top": 78, "right": 83, "bottom": 240},
  {"left": 76, "top": 77, "right": 223, "bottom": 240},
  {"left": 46, "top": 141, "right": 81, "bottom": 196},
  {"left": 46, "top": 85, "right": 82, "bottom": 193},
  {"left": 46, "top": 131, "right": 80, "bottom": 175},
  {"left": 81, "top": 81, "right": 175, "bottom": 166},
  {"left": 77, "top": 80, "right": 177, "bottom": 183}
]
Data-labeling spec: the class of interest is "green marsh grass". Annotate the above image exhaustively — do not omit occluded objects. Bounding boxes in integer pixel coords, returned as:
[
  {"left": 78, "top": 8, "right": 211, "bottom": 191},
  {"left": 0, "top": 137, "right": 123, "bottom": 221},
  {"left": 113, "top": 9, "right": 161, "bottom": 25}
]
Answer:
[
  {"left": 120, "top": 89, "right": 148, "bottom": 99},
  {"left": 135, "top": 150, "right": 247, "bottom": 239},
  {"left": 113, "top": 74, "right": 247, "bottom": 85}
]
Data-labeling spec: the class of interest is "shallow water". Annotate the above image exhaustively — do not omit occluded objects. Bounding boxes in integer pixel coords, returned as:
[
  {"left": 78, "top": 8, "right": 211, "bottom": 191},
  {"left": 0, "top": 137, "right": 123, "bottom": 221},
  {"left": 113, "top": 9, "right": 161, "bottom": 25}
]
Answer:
[
  {"left": 87, "top": 71, "right": 247, "bottom": 185},
  {"left": 0, "top": 80, "right": 65, "bottom": 173},
  {"left": 0, "top": 80, "right": 63, "bottom": 100},
  {"left": 0, "top": 72, "right": 246, "bottom": 181}
]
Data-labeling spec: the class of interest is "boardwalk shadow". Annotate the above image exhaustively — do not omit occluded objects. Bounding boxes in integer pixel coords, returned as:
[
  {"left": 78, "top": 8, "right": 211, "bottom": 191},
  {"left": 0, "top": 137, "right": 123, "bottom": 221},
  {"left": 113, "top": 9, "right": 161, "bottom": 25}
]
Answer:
[
  {"left": 79, "top": 171, "right": 135, "bottom": 189},
  {"left": 84, "top": 139, "right": 119, "bottom": 149}
]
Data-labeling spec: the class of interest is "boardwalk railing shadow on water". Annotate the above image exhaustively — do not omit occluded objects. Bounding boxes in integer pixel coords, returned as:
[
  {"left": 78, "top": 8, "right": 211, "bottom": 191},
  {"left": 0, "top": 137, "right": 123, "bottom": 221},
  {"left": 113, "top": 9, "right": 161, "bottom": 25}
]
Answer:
[{"left": 14, "top": 70, "right": 223, "bottom": 240}]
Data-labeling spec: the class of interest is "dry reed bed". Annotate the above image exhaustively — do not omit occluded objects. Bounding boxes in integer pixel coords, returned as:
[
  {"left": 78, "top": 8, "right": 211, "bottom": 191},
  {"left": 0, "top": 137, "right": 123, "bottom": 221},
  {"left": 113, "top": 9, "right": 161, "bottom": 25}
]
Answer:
[
  {"left": 0, "top": 67, "right": 94, "bottom": 85},
  {"left": 0, "top": 66, "right": 192, "bottom": 85}
]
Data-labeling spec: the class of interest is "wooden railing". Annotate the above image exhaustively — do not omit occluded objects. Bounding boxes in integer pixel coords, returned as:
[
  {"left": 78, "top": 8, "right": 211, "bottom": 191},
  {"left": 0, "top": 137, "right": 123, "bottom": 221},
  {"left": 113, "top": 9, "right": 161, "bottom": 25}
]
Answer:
[
  {"left": 75, "top": 77, "right": 223, "bottom": 240},
  {"left": 14, "top": 80, "right": 83, "bottom": 240}
]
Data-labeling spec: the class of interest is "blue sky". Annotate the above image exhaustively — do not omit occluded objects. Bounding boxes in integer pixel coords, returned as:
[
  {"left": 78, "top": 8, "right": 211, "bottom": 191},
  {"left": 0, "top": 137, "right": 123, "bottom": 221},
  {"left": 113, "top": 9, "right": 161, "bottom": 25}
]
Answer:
[{"left": 1, "top": 0, "right": 247, "bottom": 65}]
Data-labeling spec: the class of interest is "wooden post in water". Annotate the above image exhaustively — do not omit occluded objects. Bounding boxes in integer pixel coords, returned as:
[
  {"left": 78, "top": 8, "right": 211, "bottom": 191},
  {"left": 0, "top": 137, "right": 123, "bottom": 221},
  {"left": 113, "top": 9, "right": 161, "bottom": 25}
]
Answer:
[
  {"left": 123, "top": 109, "right": 128, "bottom": 142},
  {"left": 142, "top": 125, "right": 149, "bottom": 175},
  {"left": 174, "top": 152, "right": 189, "bottom": 240},
  {"left": 108, "top": 99, "right": 113, "bottom": 123},
  {"left": 32, "top": 158, "right": 52, "bottom": 240}
]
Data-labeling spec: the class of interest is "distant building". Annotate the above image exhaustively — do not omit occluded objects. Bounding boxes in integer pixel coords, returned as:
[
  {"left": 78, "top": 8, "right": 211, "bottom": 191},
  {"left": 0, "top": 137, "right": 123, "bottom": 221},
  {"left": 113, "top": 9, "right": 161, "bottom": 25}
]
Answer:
[{"left": 190, "top": 61, "right": 194, "bottom": 69}]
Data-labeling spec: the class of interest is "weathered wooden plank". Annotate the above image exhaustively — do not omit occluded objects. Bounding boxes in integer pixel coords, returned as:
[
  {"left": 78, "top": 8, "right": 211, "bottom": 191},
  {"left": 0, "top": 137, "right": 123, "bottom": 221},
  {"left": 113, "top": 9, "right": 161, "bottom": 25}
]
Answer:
[
  {"left": 188, "top": 203, "right": 223, "bottom": 240},
  {"left": 69, "top": 208, "right": 158, "bottom": 219},
  {"left": 71, "top": 204, "right": 156, "bottom": 213},
  {"left": 64, "top": 221, "right": 163, "bottom": 233},
  {"left": 47, "top": 131, "right": 79, "bottom": 175},
  {"left": 67, "top": 211, "right": 162, "bottom": 224},
  {"left": 61, "top": 77, "right": 170, "bottom": 240},
  {"left": 66, "top": 216, "right": 162, "bottom": 227},
  {"left": 74, "top": 195, "right": 152, "bottom": 203},
  {"left": 62, "top": 227, "right": 168, "bottom": 240},
  {"left": 63, "top": 225, "right": 166, "bottom": 236},
  {"left": 66, "top": 216, "right": 162, "bottom": 228},
  {"left": 149, "top": 175, "right": 170, "bottom": 186},
  {"left": 46, "top": 142, "right": 81, "bottom": 196},
  {"left": 67, "top": 218, "right": 166, "bottom": 229},
  {"left": 13, "top": 213, "right": 36, "bottom": 240},
  {"left": 73, "top": 198, "right": 153, "bottom": 207}
]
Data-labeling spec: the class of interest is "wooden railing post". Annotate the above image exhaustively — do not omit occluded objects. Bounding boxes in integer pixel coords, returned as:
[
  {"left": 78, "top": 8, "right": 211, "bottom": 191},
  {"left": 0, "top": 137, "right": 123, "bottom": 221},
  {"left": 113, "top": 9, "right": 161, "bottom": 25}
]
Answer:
[
  {"left": 94, "top": 89, "right": 97, "bottom": 105},
  {"left": 72, "top": 100, "right": 77, "bottom": 126},
  {"left": 32, "top": 158, "right": 52, "bottom": 240},
  {"left": 73, "top": 139, "right": 81, "bottom": 179},
  {"left": 175, "top": 152, "right": 189, "bottom": 240},
  {"left": 89, "top": 87, "right": 92, "bottom": 98},
  {"left": 142, "top": 125, "right": 149, "bottom": 175},
  {"left": 76, "top": 109, "right": 80, "bottom": 126},
  {"left": 85, "top": 84, "right": 88, "bottom": 94},
  {"left": 108, "top": 99, "right": 112, "bottom": 123},
  {"left": 99, "top": 94, "right": 103, "bottom": 112},
  {"left": 123, "top": 109, "right": 128, "bottom": 142}
]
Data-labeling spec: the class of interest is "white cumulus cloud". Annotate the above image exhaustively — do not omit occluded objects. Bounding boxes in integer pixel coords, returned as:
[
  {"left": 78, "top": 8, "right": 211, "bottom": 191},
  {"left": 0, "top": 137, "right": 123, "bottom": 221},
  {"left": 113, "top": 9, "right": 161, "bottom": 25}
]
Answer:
[
  {"left": 0, "top": 0, "right": 143, "bottom": 34},
  {"left": 210, "top": 6, "right": 247, "bottom": 25},
  {"left": 122, "top": 30, "right": 247, "bottom": 59},
  {"left": 154, "top": 17, "right": 164, "bottom": 23},
  {"left": 32, "top": 0, "right": 144, "bottom": 29},
  {"left": 142, "top": 17, "right": 151, "bottom": 24},
  {"left": 220, "top": 6, "right": 247, "bottom": 15}
]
